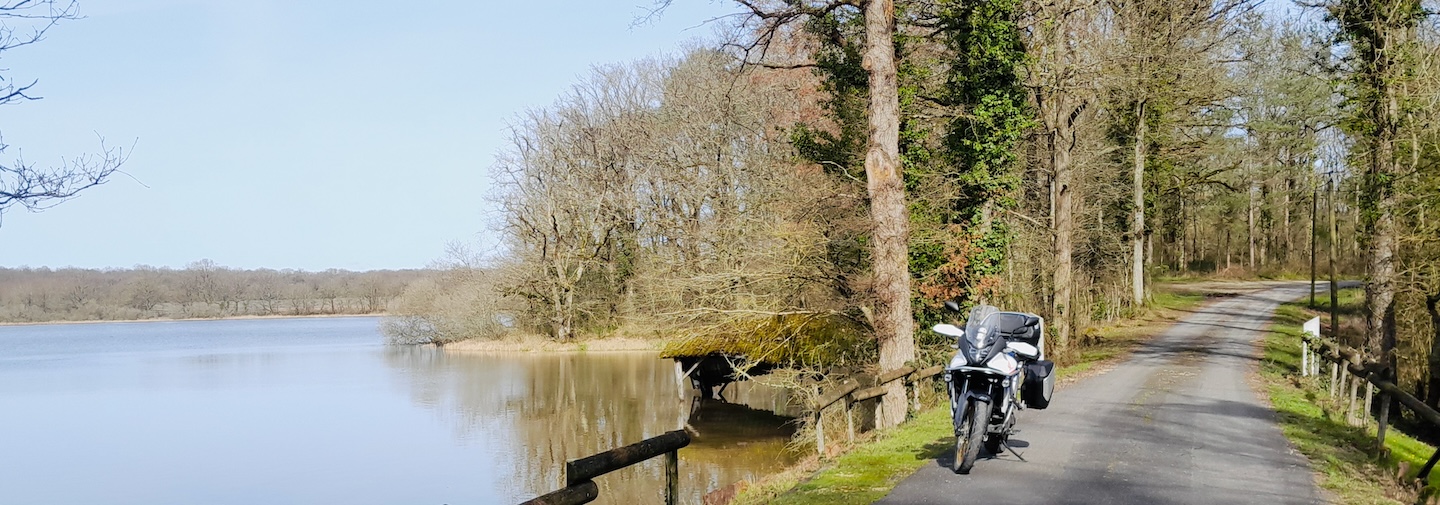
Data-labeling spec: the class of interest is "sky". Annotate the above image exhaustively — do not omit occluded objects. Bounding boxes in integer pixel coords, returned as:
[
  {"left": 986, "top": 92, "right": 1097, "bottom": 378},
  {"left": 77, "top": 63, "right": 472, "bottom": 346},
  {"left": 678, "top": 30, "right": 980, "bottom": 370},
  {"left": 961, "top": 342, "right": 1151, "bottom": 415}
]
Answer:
[{"left": 0, "top": 0, "right": 738, "bottom": 272}]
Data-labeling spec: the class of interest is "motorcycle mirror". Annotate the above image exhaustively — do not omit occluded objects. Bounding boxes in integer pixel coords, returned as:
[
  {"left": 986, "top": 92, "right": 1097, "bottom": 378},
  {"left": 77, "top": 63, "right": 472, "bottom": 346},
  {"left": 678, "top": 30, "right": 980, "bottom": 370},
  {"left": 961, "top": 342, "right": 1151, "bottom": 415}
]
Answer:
[{"left": 943, "top": 300, "right": 962, "bottom": 313}]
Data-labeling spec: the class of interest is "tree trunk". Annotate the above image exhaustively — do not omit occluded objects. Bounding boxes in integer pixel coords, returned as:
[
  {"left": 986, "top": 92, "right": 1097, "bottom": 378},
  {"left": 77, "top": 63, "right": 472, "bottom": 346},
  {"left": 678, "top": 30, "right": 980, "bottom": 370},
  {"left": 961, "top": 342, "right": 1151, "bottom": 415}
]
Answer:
[
  {"left": 1179, "top": 196, "right": 1187, "bottom": 272},
  {"left": 1363, "top": 87, "right": 1399, "bottom": 369},
  {"left": 1260, "top": 182, "right": 1270, "bottom": 268},
  {"left": 1052, "top": 124, "right": 1075, "bottom": 357},
  {"left": 1248, "top": 182, "right": 1257, "bottom": 271},
  {"left": 553, "top": 282, "right": 568, "bottom": 341},
  {"left": 1426, "top": 290, "right": 1440, "bottom": 409},
  {"left": 1284, "top": 177, "right": 1294, "bottom": 267},
  {"left": 862, "top": 0, "right": 914, "bottom": 430},
  {"left": 1225, "top": 226, "right": 1231, "bottom": 270},
  {"left": 1131, "top": 100, "right": 1146, "bottom": 306}
]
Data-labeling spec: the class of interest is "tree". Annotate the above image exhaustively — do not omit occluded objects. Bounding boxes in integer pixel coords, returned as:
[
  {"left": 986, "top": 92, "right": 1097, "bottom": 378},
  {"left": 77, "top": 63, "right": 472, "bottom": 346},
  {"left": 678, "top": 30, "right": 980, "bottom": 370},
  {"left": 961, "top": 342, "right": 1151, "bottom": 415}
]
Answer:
[
  {"left": 0, "top": 0, "right": 123, "bottom": 221},
  {"left": 495, "top": 62, "right": 657, "bottom": 341},
  {"left": 1231, "top": 19, "right": 1331, "bottom": 273},
  {"left": 1102, "top": 0, "right": 1252, "bottom": 304},
  {"left": 1022, "top": 0, "right": 1102, "bottom": 355},
  {"left": 671, "top": 0, "right": 915, "bottom": 429},
  {"left": 1324, "top": 0, "right": 1428, "bottom": 370}
]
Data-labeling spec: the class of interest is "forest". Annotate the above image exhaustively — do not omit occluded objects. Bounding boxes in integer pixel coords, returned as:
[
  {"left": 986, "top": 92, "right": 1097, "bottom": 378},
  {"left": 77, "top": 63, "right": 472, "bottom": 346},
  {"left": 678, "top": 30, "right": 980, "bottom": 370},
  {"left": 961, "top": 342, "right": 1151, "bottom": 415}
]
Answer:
[
  {"left": 0, "top": 262, "right": 423, "bottom": 322},
  {"left": 386, "top": 0, "right": 1440, "bottom": 417}
]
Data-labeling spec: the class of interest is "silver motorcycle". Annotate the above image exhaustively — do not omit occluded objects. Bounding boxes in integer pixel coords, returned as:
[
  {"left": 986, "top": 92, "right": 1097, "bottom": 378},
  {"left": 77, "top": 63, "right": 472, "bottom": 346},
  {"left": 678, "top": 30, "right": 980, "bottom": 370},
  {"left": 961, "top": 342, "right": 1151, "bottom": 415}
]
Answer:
[{"left": 935, "top": 302, "right": 1055, "bottom": 473}]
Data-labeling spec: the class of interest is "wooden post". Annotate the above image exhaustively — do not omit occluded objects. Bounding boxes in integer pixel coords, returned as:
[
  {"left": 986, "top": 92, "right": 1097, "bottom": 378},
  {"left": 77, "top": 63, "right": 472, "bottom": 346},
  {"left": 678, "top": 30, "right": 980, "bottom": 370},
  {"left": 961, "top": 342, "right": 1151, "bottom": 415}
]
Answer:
[
  {"left": 1347, "top": 371, "right": 1360, "bottom": 425},
  {"left": 912, "top": 381, "right": 922, "bottom": 412},
  {"left": 814, "top": 408, "right": 826, "bottom": 457},
  {"left": 665, "top": 450, "right": 679, "bottom": 505},
  {"left": 876, "top": 397, "right": 885, "bottom": 430},
  {"left": 1330, "top": 361, "right": 1339, "bottom": 399},
  {"left": 1302, "top": 340, "right": 1309, "bottom": 377},
  {"left": 1363, "top": 382, "right": 1374, "bottom": 427},
  {"left": 674, "top": 362, "right": 687, "bottom": 401},
  {"left": 1420, "top": 446, "right": 1440, "bottom": 484},
  {"left": 845, "top": 398, "right": 856, "bottom": 444},
  {"left": 1377, "top": 391, "right": 1390, "bottom": 450}
]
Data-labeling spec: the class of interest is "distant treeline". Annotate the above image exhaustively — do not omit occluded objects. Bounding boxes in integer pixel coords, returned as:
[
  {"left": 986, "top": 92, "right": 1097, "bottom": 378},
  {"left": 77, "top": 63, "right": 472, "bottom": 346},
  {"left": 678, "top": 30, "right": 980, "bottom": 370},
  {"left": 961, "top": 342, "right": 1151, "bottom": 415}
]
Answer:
[{"left": 0, "top": 260, "right": 429, "bottom": 323}]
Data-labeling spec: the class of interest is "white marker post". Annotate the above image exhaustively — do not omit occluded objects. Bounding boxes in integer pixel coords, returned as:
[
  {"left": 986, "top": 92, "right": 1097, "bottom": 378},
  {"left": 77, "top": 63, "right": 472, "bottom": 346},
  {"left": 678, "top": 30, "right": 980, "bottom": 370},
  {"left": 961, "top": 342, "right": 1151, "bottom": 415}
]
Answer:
[{"left": 1302, "top": 317, "right": 1321, "bottom": 377}]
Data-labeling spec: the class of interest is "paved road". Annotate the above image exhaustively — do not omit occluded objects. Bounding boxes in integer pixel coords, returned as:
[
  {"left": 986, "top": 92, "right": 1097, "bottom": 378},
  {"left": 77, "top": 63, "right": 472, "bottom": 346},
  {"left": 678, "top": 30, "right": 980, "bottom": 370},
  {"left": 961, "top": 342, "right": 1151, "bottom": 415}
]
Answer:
[{"left": 878, "top": 283, "right": 1323, "bottom": 505}]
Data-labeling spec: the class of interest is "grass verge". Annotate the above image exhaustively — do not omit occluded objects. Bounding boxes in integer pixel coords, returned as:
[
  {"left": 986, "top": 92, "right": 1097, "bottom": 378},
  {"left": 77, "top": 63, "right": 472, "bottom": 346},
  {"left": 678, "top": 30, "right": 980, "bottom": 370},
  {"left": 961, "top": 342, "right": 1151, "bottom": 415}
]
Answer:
[
  {"left": 730, "top": 284, "right": 1213, "bottom": 505},
  {"left": 1262, "top": 288, "right": 1438, "bottom": 504}
]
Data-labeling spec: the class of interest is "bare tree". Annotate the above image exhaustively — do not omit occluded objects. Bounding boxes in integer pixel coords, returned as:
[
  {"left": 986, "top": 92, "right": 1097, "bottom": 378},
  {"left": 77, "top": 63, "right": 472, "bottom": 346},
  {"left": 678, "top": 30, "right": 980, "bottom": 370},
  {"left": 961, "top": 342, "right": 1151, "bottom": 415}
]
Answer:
[
  {"left": 0, "top": 1, "right": 124, "bottom": 221},
  {"left": 1103, "top": 0, "right": 1254, "bottom": 304},
  {"left": 1024, "top": 0, "right": 1104, "bottom": 355},
  {"left": 651, "top": 0, "right": 915, "bottom": 430}
]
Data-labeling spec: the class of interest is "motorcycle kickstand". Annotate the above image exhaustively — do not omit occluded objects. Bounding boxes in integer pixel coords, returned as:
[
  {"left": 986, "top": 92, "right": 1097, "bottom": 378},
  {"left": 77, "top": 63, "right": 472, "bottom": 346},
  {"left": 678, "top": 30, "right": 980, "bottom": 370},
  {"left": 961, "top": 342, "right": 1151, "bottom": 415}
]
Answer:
[{"left": 1002, "top": 439, "right": 1027, "bottom": 462}]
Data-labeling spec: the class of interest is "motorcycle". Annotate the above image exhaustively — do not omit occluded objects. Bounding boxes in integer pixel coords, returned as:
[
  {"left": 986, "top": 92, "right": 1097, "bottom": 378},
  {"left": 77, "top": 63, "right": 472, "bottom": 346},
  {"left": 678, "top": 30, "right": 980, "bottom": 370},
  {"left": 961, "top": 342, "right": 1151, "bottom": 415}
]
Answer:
[{"left": 934, "top": 302, "right": 1055, "bottom": 474}]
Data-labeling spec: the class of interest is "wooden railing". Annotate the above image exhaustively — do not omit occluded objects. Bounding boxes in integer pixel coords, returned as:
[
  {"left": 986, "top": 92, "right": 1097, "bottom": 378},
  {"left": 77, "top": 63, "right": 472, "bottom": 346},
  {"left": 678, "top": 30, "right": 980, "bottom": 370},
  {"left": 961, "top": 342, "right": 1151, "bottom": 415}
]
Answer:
[
  {"left": 519, "top": 430, "right": 690, "bottom": 505},
  {"left": 1298, "top": 317, "right": 1440, "bottom": 485},
  {"left": 809, "top": 364, "right": 946, "bottom": 455}
]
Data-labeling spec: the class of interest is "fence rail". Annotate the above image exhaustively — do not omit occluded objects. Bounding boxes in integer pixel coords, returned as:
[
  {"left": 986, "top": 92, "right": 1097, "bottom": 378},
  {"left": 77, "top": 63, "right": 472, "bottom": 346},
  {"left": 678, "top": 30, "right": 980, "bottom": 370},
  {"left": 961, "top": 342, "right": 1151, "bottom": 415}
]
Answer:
[
  {"left": 810, "top": 363, "right": 947, "bottom": 456},
  {"left": 519, "top": 430, "right": 690, "bottom": 505},
  {"left": 1299, "top": 317, "right": 1440, "bottom": 485}
]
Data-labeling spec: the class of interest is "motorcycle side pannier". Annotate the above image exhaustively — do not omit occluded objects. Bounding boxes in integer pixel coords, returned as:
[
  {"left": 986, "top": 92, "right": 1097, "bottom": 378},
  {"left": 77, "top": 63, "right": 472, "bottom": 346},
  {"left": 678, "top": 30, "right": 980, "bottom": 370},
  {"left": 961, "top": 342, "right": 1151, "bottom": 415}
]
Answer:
[{"left": 1022, "top": 360, "right": 1055, "bottom": 409}]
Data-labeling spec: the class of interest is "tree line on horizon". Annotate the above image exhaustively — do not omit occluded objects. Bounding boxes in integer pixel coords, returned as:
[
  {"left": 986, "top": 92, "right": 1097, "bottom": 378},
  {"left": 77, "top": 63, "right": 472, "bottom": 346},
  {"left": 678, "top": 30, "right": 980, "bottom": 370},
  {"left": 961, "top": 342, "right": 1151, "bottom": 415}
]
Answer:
[
  {"left": 385, "top": 0, "right": 1440, "bottom": 418},
  {"left": 0, "top": 262, "right": 424, "bottom": 323}
]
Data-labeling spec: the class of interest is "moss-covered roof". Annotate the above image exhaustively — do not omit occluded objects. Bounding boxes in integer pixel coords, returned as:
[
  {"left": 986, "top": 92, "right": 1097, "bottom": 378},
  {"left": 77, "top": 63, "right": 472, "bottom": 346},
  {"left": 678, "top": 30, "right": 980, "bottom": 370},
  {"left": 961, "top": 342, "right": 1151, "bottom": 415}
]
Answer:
[{"left": 660, "top": 312, "right": 876, "bottom": 369}]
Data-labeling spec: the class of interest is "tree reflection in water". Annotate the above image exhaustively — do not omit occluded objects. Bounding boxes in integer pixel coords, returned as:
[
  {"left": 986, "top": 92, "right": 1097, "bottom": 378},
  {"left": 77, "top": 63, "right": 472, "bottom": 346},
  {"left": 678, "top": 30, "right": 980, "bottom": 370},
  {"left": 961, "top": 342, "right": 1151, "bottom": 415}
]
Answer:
[{"left": 384, "top": 347, "right": 799, "bottom": 504}]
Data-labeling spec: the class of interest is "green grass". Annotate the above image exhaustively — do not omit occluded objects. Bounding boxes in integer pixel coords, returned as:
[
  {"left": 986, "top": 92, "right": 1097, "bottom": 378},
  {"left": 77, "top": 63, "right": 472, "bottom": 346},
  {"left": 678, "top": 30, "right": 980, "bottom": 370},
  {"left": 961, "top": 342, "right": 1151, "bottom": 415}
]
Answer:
[
  {"left": 761, "top": 408, "right": 953, "bottom": 505},
  {"left": 1262, "top": 289, "right": 1438, "bottom": 504}
]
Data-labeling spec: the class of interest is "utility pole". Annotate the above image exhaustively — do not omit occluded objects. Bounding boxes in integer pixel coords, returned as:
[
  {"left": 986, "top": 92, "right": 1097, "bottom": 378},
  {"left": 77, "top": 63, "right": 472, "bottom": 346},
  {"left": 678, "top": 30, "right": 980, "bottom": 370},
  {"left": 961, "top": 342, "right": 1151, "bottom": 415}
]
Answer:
[
  {"left": 1311, "top": 184, "right": 1318, "bottom": 308},
  {"left": 1249, "top": 182, "right": 1257, "bottom": 271},
  {"left": 1329, "top": 175, "right": 1339, "bottom": 341}
]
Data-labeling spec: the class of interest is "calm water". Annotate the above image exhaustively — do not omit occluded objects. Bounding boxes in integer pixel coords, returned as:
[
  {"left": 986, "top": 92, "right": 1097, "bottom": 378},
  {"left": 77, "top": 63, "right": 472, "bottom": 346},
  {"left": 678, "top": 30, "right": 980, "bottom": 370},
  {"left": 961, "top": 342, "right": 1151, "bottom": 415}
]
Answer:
[{"left": 0, "top": 318, "right": 798, "bottom": 505}]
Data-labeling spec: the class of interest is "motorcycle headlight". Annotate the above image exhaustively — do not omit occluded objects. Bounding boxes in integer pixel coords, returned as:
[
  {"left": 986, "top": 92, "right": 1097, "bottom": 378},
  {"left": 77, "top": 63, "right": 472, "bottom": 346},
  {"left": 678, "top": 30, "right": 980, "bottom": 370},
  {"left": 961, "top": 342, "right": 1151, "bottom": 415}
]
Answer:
[
  {"left": 969, "top": 327, "right": 989, "bottom": 349},
  {"left": 948, "top": 353, "right": 967, "bottom": 369}
]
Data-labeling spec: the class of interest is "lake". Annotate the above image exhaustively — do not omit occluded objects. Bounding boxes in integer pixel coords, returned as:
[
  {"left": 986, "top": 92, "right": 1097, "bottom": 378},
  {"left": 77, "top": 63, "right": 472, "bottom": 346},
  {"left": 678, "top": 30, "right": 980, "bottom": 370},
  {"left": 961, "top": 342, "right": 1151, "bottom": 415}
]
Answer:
[{"left": 0, "top": 317, "right": 798, "bottom": 505}]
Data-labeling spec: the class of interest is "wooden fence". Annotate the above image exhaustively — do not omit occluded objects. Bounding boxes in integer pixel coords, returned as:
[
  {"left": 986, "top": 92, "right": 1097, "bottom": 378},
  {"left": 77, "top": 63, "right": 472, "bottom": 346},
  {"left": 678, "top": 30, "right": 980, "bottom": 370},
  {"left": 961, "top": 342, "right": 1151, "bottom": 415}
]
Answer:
[
  {"left": 1298, "top": 317, "right": 1440, "bottom": 485},
  {"left": 809, "top": 364, "right": 947, "bottom": 456},
  {"left": 519, "top": 430, "right": 690, "bottom": 505}
]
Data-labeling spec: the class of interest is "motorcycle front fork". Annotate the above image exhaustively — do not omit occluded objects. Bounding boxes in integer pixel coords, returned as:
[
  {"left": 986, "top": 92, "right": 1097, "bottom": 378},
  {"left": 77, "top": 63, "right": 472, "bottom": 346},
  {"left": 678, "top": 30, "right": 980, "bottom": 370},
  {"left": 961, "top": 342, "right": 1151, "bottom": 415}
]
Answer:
[
  {"left": 991, "top": 377, "right": 1018, "bottom": 435},
  {"left": 949, "top": 378, "right": 1015, "bottom": 435}
]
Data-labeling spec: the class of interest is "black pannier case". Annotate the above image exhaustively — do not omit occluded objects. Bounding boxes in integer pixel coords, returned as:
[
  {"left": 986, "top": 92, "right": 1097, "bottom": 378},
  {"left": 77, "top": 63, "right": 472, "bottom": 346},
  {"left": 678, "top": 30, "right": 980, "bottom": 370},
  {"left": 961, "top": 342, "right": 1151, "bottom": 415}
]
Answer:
[{"left": 1022, "top": 360, "right": 1055, "bottom": 409}]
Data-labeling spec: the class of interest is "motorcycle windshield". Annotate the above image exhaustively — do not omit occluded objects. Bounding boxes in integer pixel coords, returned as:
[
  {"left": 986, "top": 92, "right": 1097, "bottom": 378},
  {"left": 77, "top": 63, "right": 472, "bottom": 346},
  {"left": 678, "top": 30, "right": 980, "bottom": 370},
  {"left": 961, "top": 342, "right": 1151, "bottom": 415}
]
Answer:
[{"left": 964, "top": 305, "right": 1001, "bottom": 355}]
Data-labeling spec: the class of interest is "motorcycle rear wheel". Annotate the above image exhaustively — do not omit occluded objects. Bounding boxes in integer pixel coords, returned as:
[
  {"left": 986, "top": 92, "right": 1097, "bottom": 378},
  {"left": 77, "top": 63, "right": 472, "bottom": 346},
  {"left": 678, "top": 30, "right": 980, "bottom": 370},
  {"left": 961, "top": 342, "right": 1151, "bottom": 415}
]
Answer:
[{"left": 954, "top": 398, "right": 989, "bottom": 474}]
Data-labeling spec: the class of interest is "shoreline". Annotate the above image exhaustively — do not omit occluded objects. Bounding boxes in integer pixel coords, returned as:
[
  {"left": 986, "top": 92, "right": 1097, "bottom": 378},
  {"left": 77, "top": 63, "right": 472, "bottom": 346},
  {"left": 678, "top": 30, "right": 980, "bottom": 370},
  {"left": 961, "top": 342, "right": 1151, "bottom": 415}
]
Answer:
[
  {"left": 440, "top": 336, "right": 662, "bottom": 353},
  {"left": 0, "top": 313, "right": 384, "bottom": 327}
]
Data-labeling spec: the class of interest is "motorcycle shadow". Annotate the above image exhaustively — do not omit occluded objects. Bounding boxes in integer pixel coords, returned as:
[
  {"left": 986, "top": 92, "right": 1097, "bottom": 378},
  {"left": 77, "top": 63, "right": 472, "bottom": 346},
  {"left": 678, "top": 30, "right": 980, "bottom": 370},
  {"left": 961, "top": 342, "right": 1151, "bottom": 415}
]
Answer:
[{"left": 928, "top": 439, "right": 1032, "bottom": 469}]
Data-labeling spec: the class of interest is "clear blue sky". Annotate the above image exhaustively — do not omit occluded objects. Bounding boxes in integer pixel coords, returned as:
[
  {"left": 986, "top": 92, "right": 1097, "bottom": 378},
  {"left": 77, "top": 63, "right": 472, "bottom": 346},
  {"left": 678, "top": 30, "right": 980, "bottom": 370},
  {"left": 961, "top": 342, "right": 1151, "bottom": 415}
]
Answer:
[{"left": 0, "top": 0, "right": 736, "bottom": 271}]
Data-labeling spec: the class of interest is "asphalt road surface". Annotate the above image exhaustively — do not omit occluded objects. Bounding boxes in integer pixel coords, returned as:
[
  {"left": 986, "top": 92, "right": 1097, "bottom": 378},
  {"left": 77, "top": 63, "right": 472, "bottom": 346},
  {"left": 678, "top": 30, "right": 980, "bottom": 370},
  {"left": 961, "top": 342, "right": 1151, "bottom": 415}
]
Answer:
[{"left": 878, "top": 283, "right": 1324, "bottom": 505}]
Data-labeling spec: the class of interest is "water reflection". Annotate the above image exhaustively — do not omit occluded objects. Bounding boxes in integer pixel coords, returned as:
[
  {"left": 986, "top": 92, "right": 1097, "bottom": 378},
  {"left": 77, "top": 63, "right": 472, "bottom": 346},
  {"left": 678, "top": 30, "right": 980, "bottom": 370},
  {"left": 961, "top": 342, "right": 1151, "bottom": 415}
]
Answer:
[{"left": 383, "top": 348, "right": 800, "bottom": 504}]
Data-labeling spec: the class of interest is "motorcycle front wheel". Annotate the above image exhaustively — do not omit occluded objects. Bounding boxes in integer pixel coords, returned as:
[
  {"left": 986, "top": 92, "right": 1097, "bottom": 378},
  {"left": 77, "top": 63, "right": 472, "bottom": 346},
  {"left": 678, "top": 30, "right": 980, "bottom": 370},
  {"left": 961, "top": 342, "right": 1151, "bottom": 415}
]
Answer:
[{"left": 954, "top": 398, "right": 989, "bottom": 474}]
